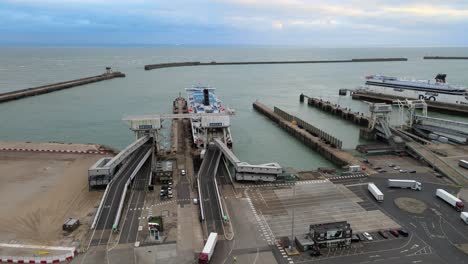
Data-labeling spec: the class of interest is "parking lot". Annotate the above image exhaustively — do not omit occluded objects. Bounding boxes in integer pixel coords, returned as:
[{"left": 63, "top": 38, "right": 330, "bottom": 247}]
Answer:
[{"left": 247, "top": 181, "right": 400, "bottom": 239}]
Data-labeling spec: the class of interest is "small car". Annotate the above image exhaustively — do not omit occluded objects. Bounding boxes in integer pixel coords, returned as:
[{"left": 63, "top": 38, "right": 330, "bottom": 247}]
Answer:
[
  {"left": 181, "top": 169, "right": 186, "bottom": 176},
  {"left": 399, "top": 169, "right": 407, "bottom": 173},
  {"left": 389, "top": 229, "right": 400, "bottom": 237},
  {"left": 310, "top": 250, "right": 321, "bottom": 257},
  {"left": 378, "top": 169, "right": 387, "bottom": 173},
  {"left": 193, "top": 198, "right": 198, "bottom": 204},
  {"left": 409, "top": 170, "right": 416, "bottom": 173},
  {"left": 388, "top": 164, "right": 395, "bottom": 167},
  {"left": 373, "top": 167, "right": 382, "bottom": 170},
  {"left": 357, "top": 233, "right": 365, "bottom": 241},
  {"left": 378, "top": 230, "right": 389, "bottom": 239},
  {"left": 393, "top": 166, "right": 401, "bottom": 170},
  {"left": 168, "top": 194, "right": 173, "bottom": 198},
  {"left": 398, "top": 229, "right": 409, "bottom": 237},
  {"left": 351, "top": 234, "right": 360, "bottom": 242},
  {"left": 363, "top": 232, "right": 373, "bottom": 241}
]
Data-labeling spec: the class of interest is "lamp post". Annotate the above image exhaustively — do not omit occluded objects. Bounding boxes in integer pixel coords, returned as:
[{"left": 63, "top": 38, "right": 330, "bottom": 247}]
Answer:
[{"left": 289, "top": 182, "right": 296, "bottom": 251}]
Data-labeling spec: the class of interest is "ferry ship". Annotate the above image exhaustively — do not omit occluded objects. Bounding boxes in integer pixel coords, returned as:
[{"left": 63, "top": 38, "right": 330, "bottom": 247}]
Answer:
[
  {"left": 186, "top": 86, "right": 233, "bottom": 148},
  {"left": 363, "top": 74, "right": 468, "bottom": 106}
]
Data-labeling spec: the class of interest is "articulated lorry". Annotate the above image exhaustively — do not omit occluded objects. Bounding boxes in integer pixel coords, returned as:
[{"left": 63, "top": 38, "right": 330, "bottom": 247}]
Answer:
[
  {"left": 436, "top": 189, "right": 464, "bottom": 212},
  {"left": 368, "top": 183, "right": 384, "bottom": 202},
  {"left": 387, "top": 179, "right": 422, "bottom": 191},
  {"left": 198, "top": 232, "right": 218, "bottom": 264}
]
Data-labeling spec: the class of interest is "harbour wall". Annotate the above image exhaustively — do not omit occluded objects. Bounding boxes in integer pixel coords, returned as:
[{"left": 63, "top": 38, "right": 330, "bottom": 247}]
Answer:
[
  {"left": 0, "top": 71, "right": 125, "bottom": 104},
  {"left": 253, "top": 101, "right": 370, "bottom": 169},
  {"left": 144, "top": 58, "right": 408, "bottom": 71},
  {"left": 424, "top": 56, "right": 468, "bottom": 60}
]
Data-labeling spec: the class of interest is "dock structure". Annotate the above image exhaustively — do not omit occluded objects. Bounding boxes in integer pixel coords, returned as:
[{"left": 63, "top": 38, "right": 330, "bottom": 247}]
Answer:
[
  {"left": 351, "top": 90, "right": 468, "bottom": 115},
  {"left": 0, "top": 68, "right": 125, "bottom": 104},
  {"left": 144, "top": 58, "right": 408, "bottom": 71},
  {"left": 300, "top": 94, "right": 371, "bottom": 127},
  {"left": 253, "top": 101, "right": 370, "bottom": 170},
  {"left": 424, "top": 56, "right": 468, "bottom": 60}
]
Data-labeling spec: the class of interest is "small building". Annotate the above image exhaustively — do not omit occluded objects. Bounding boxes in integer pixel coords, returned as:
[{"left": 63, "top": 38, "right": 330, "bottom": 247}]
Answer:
[
  {"left": 295, "top": 234, "right": 316, "bottom": 252},
  {"left": 309, "top": 221, "right": 352, "bottom": 248},
  {"left": 155, "top": 161, "right": 173, "bottom": 182}
]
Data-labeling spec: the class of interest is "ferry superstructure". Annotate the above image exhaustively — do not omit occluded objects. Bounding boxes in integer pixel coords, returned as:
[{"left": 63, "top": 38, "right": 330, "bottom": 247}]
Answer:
[
  {"left": 186, "top": 87, "right": 233, "bottom": 148},
  {"left": 363, "top": 74, "right": 468, "bottom": 106}
]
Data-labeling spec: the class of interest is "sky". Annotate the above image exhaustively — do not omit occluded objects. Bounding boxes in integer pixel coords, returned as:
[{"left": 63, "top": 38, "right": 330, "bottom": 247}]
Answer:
[{"left": 0, "top": 0, "right": 468, "bottom": 46}]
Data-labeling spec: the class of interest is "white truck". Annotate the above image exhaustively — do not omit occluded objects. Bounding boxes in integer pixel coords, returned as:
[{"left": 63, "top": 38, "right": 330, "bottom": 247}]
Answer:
[
  {"left": 387, "top": 179, "right": 422, "bottom": 191},
  {"left": 198, "top": 232, "right": 218, "bottom": 264},
  {"left": 368, "top": 183, "right": 384, "bottom": 202},
  {"left": 461, "top": 212, "right": 468, "bottom": 224},
  {"left": 436, "top": 189, "right": 464, "bottom": 212}
]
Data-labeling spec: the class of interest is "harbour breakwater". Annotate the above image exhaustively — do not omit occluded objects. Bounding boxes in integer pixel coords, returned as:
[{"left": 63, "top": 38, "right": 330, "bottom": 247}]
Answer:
[
  {"left": 144, "top": 58, "right": 408, "bottom": 71},
  {"left": 0, "top": 70, "right": 125, "bottom": 104}
]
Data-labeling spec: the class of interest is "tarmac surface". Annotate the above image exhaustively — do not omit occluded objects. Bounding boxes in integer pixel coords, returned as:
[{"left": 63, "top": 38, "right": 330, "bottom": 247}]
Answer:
[{"left": 199, "top": 147, "right": 224, "bottom": 235}]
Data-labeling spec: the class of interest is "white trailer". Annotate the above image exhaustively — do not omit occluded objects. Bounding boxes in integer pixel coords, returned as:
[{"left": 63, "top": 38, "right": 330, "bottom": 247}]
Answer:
[
  {"left": 198, "top": 232, "right": 218, "bottom": 264},
  {"left": 368, "top": 183, "right": 384, "bottom": 202},
  {"left": 387, "top": 179, "right": 422, "bottom": 191},
  {"left": 461, "top": 212, "right": 468, "bottom": 224},
  {"left": 459, "top": 160, "right": 468, "bottom": 169},
  {"left": 436, "top": 189, "right": 464, "bottom": 212}
]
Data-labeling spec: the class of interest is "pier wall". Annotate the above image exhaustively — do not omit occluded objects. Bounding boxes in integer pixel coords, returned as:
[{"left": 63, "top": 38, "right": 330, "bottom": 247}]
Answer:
[
  {"left": 253, "top": 101, "right": 367, "bottom": 168},
  {"left": 301, "top": 95, "right": 371, "bottom": 127},
  {"left": 351, "top": 91, "right": 468, "bottom": 115},
  {"left": 424, "top": 56, "right": 468, "bottom": 60},
  {"left": 0, "top": 72, "right": 125, "bottom": 104},
  {"left": 144, "top": 58, "right": 408, "bottom": 71}
]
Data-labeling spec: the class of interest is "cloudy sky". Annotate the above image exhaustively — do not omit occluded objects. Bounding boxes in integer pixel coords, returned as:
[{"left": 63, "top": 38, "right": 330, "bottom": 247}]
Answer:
[{"left": 1, "top": 0, "right": 467, "bottom": 46}]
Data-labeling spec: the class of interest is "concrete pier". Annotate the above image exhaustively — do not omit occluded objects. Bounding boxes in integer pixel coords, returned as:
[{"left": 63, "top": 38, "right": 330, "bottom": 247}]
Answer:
[
  {"left": 253, "top": 101, "right": 371, "bottom": 170},
  {"left": 0, "top": 70, "right": 125, "bottom": 104},
  {"left": 424, "top": 56, "right": 468, "bottom": 60},
  {"left": 351, "top": 91, "right": 468, "bottom": 115},
  {"left": 144, "top": 58, "right": 408, "bottom": 71},
  {"left": 301, "top": 94, "right": 371, "bottom": 127}
]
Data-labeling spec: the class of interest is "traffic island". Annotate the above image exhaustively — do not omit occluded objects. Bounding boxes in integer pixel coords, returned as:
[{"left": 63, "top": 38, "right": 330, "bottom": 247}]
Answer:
[{"left": 394, "top": 197, "right": 427, "bottom": 214}]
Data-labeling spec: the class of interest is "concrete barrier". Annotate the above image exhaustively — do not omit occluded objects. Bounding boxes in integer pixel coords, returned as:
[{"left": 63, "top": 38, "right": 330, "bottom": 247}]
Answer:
[
  {"left": 0, "top": 147, "right": 106, "bottom": 155},
  {"left": 0, "top": 244, "right": 76, "bottom": 263}
]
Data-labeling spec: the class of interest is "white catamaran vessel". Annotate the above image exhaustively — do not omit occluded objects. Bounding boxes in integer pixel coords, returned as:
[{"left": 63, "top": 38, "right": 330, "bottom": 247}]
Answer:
[{"left": 363, "top": 74, "right": 468, "bottom": 106}]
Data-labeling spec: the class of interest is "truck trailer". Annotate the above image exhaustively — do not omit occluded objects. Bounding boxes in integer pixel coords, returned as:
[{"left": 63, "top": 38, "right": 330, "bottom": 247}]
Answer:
[
  {"left": 198, "top": 232, "right": 218, "bottom": 264},
  {"left": 436, "top": 189, "right": 464, "bottom": 212},
  {"left": 387, "top": 179, "right": 422, "bottom": 191},
  {"left": 368, "top": 183, "right": 384, "bottom": 202},
  {"left": 461, "top": 212, "right": 468, "bottom": 224}
]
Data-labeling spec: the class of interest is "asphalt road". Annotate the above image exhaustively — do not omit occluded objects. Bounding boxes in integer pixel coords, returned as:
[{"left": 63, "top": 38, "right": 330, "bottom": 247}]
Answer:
[
  {"left": 199, "top": 146, "right": 224, "bottom": 235},
  {"left": 119, "top": 158, "right": 151, "bottom": 244},
  {"left": 91, "top": 144, "right": 152, "bottom": 246}
]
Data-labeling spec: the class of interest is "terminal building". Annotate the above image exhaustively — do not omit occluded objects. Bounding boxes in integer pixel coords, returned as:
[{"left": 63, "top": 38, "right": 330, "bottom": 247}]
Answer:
[
  {"left": 309, "top": 221, "right": 352, "bottom": 248},
  {"left": 154, "top": 161, "right": 173, "bottom": 182},
  {"left": 295, "top": 221, "right": 352, "bottom": 250}
]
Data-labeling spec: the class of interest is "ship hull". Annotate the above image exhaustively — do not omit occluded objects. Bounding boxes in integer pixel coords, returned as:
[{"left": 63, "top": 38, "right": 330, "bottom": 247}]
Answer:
[{"left": 365, "top": 84, "right": 468, "bottom": 106}]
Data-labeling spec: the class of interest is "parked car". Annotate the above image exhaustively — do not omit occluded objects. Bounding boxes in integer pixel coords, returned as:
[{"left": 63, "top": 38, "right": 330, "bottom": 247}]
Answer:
[
  {"left": 378, "top": 169, "right": 387, "bottom": 173},
  {"left": 399, "top": 169, "right": 407, "bottom": 173},
  {"left": 193, "top": 198, "right": 198, "bottom": 204},
  {"left": 363, "top": 232, "right": 373, "bottom": 241},
  {"left": 357, "top": 233, "right": 365, "bottom": 241},
  {"left": 389, "top": 229, "right": 400, "bottom": 237},
  {"left": 310, "top": 250, "right": 321, "bottom": 257},
  {"left": 168, "top": 194, "right": 173, "bottom": 198},
  {"left": 351, "top": 234, "right": 360, "bottom": 242},
  {"left": 378, "top": 230, "right": 389, "bottom": 239},
  {"left": 393, "top": 166, "right": 401, "bottom": 170},
  {"left": 409, "top": 170, "right": 417, "bottom": 173},
  {"left": 373, "top": 167, "right": 382, "bottom": 170},
  {"left": 181, "top": 169, "right": 186, "bottom": 176},
  {"left": 388, "top": 164, "right": 395, "bottom": 167},
  {"left": 398, "top": 229, "right": 409, "bottom": 237}
]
